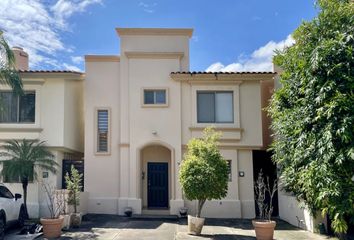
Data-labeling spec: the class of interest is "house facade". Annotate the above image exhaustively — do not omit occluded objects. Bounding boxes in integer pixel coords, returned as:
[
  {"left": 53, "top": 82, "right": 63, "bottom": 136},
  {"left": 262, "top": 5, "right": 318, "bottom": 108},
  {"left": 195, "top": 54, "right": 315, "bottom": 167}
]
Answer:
[
  {"left": 0, "top": 47, "right": 86, "bottom": 218},
  {"left": 84, "top": 28, "right": 275, "bottom": 218},
  {"left": 0, "top": 28, "right": 322, "bottom": 231}
]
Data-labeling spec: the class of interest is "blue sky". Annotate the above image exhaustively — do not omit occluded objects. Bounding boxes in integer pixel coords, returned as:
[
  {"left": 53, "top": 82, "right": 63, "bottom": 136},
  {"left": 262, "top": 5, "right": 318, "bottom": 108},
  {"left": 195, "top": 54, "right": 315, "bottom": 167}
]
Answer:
[{"left": 0, "top": 0, "right": 318, "bottom": 72}]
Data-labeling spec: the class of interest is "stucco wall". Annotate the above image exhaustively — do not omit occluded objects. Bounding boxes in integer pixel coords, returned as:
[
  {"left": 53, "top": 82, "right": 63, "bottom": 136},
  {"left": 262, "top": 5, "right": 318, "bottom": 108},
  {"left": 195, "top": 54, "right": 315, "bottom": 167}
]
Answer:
[
  {"left": 84, "top": 60, "right": 121, "bottom": 214},
  {"left": 64, "top": 80, "right": 84, "bottom": 152}
]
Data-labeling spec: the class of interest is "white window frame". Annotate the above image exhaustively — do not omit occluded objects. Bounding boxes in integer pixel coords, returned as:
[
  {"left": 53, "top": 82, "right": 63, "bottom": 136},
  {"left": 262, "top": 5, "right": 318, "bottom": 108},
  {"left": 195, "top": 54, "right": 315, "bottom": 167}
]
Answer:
[
  {"left": 191, "top": 85, "right": 240, "bottom": 129},
  {"left": 141, "top": 88, "right": 169, "bottom": 107},
  {"left": 94, "top": 107, "right": 111, "bottom": 155},
  {"left": 0, "top": 85, "right": 41, "bottom": 129},
  {"left": 196, "top": 91, "right": 234, "bottom": 124}
]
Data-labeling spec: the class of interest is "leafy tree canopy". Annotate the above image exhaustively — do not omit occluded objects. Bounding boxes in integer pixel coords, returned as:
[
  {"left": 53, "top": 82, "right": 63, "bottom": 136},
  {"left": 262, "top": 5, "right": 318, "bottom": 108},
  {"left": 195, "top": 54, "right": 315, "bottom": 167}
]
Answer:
[{"left": 269, "top": 0, "right": 354, "bottom": 233}]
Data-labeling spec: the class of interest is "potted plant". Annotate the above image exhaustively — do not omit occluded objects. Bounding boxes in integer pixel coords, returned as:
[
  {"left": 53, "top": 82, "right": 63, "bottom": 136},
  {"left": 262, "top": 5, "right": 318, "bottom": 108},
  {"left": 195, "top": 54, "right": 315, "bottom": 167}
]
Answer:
[
  {"left": 40, "top": 183, "right": 64, "bottom": 239},
  {"left": 179, "top": 127, "right": 229, "bottom": 235},
  {"left": 252, "top": 170, "right": 278, "bottom": 240},
  {"left": 65, "top": 165, "right": 83, "bottom": 228},
  {"left": 57, "top": 189, "right": 71, "bottom": 230}
]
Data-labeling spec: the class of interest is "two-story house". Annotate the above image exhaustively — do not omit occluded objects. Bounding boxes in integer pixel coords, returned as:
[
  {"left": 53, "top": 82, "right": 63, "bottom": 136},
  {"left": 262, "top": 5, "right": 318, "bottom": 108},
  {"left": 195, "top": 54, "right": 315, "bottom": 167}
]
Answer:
[
  {"left": 84, "top": 28, "right": 275, "bottom": 218},
  {"left": 0, "top": 47, "right": 85, "bottom": 218}
]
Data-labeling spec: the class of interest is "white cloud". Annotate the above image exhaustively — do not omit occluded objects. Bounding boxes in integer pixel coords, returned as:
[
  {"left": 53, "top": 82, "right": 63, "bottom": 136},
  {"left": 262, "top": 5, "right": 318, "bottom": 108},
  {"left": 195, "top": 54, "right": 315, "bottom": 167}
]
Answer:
[
  {"left": 63, "top": 63, "right": 81, "bottom": 72},
  {"left": 71, "top": 56, "right": 84, "bottom": 64},
  {"left": 206, "top": 35, "right": 295, "bottom": 72},
  {"left": 0, "top": 0, "right": 102, "bottom": 69},
  {"left": 51, "top": 0, "right": 102, "bottom": 28},
  {"left": 138, "top": 2, "right": 157, "bottom": 13}
]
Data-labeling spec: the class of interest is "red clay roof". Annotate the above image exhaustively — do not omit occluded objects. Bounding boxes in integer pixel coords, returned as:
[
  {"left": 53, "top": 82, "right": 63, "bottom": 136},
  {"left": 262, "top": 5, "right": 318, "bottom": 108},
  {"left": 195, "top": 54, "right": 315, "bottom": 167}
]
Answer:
[
  {"left": 19, "top": 70, "right": 83, "bottom": 74},
  {"left": 171, "top": 71, "right": 275, "bottom": 74}
]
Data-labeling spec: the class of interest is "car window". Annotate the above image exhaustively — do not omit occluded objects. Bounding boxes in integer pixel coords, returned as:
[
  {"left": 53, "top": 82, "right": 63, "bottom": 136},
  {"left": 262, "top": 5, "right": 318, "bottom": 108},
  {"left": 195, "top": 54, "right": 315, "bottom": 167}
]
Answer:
[{"left": 0, "top": 186, "right": 14, "bottom": 199}]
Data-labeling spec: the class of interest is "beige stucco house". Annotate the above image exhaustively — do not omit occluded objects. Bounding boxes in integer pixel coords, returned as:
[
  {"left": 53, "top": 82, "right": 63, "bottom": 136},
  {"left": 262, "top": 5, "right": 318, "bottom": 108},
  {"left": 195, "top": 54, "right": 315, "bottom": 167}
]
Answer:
[
  {"left": 0, "top": 47, "right": 86, "bottom": 218},
  {"left": 0, "top": 28, "right": 322, "bottom": 232},
  {"left": 84, "top": 28, "right": 275, "bottom": 218}
]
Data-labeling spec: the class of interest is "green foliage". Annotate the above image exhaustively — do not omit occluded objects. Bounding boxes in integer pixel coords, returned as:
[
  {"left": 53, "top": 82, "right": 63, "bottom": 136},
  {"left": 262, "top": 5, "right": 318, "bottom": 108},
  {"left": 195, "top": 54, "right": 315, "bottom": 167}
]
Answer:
[
  {"left": 179, "top": 127, "right": 229, "bottom": 217},
  {"left": 269, "top": 0, "right": 354, "bottom": 234},
  {"left": 0, "top": 139, "right": 58, "bottom": 218},
  {"left": 65, "top": 165, "right": 83, "bottom": 213},
  {"left": 0, "top": 31, "right": 23, "bottom": 95}
]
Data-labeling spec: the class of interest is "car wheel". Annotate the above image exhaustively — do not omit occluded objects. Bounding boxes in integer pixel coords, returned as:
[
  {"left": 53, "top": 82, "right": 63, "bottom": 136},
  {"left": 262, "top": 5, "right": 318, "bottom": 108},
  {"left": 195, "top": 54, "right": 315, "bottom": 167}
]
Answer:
[
  {"left": 0, "top": 217, "right": 5, "bottom": 240},
  {"left": 18, "top": 206, "right": 26, "bottom": 227}
]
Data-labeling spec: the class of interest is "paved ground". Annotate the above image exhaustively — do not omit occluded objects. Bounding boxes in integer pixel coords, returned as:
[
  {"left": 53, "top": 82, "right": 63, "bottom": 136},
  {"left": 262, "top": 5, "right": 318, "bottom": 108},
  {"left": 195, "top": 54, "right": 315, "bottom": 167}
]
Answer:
[{"left": 6, "top": 214, "right": 340, "bottom": 240}]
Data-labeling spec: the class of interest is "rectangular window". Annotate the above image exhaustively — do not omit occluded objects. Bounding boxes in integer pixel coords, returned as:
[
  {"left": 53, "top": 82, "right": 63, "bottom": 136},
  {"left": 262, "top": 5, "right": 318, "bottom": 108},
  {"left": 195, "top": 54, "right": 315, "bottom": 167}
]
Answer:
[
  {"left": 0, "top": 91, "right": 35, "bottom": 123},
  {"left": 97, "top": 109, "right": 109, "bottom": 153},
  {"left": 143, "top": 89, "right": 166, "bottom": 105},
  {"left": 226, "top": 160, "right": 232, "bottom": 182},
  {"left": 197, "top": 91, "right": 233, "bottom": 123}
]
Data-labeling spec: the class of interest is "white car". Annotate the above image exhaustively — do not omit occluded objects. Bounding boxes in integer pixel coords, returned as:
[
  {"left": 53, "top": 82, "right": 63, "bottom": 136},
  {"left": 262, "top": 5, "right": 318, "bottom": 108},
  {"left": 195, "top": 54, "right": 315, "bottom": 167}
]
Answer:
[{"left": 0, "top": 184, "right": 25, "bottom": 239}]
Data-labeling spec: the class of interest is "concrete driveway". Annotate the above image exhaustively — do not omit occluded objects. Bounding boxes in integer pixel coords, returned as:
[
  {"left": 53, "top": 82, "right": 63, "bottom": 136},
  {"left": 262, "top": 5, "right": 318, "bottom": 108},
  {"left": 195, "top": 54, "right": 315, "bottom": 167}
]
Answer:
[{"left": 6, "top": 214, "right": 339, "bottom": 240}]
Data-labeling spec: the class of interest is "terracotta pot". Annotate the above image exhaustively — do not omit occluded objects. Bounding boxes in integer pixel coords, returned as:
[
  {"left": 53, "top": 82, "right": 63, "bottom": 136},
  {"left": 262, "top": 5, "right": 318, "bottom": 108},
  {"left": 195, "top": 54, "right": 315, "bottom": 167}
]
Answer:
[
  {"left": 70, "top": 213, "right": 82, "bottom": 228},
  {"left": 40, "top": 216, "right": 64, "bottom": 238},
  {"left": 188, "top": 215, "right": 205, "bottom": 235},
  {"left": 252, "top": 220, "right": 276, "bottom": 240}
]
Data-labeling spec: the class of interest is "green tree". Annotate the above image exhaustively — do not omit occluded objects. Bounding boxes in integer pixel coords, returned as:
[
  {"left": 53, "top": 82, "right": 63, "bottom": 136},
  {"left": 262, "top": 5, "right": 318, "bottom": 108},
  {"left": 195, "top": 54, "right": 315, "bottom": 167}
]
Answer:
[
  {"left": 268, "top": 0, "right": 354, "bottom": 234},
  {"left": 65, "top": 165, "right": 83, "bottom": 213},
  {"left": 0, "top": 139, "right": 58, "bottom": 219},
  {"left": 179, "top": 127, "right": 229, "bottom": 217},
  {"left": 0, "top": 30, "right": 23, "bottom": 94}
]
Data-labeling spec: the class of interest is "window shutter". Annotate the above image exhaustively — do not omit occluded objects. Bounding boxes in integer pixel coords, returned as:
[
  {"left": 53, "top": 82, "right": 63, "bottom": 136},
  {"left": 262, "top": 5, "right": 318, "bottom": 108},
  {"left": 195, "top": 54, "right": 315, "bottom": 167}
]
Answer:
[{"left": 97, "top": 110, "right": 109, "bottom": 152}]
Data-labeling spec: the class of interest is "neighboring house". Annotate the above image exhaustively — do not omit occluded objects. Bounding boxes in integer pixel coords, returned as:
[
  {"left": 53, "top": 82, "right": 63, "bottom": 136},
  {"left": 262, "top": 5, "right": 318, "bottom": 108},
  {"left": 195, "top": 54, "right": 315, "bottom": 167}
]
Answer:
[
  {"left": 84, "top": 28, "right": 275, "bottom": 218},
  {"left": 0, "top": 47, "right": 85, "bottom": 218}
]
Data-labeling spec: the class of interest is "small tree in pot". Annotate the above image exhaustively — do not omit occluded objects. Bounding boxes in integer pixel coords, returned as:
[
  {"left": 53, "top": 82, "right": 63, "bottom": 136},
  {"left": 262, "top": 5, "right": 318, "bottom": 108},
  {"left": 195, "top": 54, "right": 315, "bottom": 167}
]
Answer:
[
  {"left": 40, "top": 183, "right": 64, "bottom": 239},
  {"left": 252, "top": 170, "right": 278, "bottom": 240},
  {"left": 65, "top": 165, "right": 83, "bottom": 228},
  {"left": 179, "top": 127, "right": 229, "bottom": 235}
]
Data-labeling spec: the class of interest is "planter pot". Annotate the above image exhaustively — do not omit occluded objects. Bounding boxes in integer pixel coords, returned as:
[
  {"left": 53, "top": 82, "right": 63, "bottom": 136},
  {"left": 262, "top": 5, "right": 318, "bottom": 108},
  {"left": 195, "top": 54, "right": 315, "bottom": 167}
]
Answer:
[
  {"left": 179, "top": 207, "right": 188, "bottom": 218},
  {"left": 252, "top": 220, "right": 276, "bottom": 240},
  {"left": 40, "top": 216, "right": 64, "bottom": 239},
  {"left": 70, "top": 213, "right": 82, "bottom": 228},
  {"left": 61, "top": 214, "right": 71, "bottom": 230},
  {"left": 188, "top": 215, "right": 205, "bottom": 235},
  {"left": 124, "top": 207, "right": 133, "bottom": 217}
]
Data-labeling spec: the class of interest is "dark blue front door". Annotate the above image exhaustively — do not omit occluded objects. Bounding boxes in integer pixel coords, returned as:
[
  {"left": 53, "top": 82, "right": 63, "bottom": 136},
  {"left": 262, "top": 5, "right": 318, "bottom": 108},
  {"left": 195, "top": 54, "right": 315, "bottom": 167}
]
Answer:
[{"left": 148, "top": 163, "right": 168, "bottom": 208}]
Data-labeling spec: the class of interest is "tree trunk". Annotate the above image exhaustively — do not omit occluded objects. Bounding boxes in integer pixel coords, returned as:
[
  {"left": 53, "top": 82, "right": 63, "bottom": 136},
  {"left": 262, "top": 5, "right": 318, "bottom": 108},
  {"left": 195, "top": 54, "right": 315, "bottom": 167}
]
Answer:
[
  {"left": 74, "top": 192, "right": 77, "bottom": 213},
  {"left": 21, "top": 177, "right": 29, "bottom": 219},
  {"left": 196, "top": 199, "right": 206, "bottom": 218}
]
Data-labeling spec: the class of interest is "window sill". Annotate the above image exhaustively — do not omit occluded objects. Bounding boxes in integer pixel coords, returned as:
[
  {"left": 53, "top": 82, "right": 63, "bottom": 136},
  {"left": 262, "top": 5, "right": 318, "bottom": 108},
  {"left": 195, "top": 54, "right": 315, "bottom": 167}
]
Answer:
[
  {"left": 141, "top": 104, "right": 169, "bottom": 108},
  {"left": 190, "top": 125, "right": 242, "bottom": 131},
  {"left": 94, "top": 152, "right": 111, "bottom": 156},
  {"left": 0, "top": 126, "right": 42, "bottom": 132},
  {"left": 189, "top": 126, "right": 243, "bottom": 141}
]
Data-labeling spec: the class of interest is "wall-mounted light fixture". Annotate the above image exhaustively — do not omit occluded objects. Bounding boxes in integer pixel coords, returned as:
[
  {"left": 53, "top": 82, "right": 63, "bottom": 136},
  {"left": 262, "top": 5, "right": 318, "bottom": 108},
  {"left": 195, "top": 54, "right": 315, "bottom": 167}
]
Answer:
[
  {"left": 152, "top": 130, "right": 157, "bottom": 135},
  {"left": 238, "top": 171, "right": 245, "bottom": 177}
]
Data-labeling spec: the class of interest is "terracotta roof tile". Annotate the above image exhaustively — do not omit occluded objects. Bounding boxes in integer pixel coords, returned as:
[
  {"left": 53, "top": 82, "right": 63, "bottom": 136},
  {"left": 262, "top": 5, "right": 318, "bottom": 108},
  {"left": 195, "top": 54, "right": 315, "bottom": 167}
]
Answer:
[
  {"left": 171, "top": 71, "right": 275, "bottom": 74},
  {"left": 19, "top": 70, "right": 83, "bottom": 74}
]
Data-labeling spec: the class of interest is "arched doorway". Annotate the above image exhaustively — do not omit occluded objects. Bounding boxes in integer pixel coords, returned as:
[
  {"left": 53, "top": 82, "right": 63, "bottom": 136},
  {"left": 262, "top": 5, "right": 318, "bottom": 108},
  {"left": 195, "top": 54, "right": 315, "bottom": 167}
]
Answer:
[{"left": 140, "top": 144, "right": 173, "bottom": 209}]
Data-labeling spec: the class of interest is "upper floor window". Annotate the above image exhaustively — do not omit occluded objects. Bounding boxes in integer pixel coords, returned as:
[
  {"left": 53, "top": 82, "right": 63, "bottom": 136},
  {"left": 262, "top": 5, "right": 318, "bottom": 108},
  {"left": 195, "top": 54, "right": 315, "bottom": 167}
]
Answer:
[
  {"left": 197, "top": 91, "right": 233, "bottom": 123},
  {"left": 96, "top": 109, "right": 110, "bottom": 153},
  {"left": 0, "top": 91, "right": 35, "bottom": 123},
  {"left": 143, "top": 89, "right": 167, "bottom": 105}
]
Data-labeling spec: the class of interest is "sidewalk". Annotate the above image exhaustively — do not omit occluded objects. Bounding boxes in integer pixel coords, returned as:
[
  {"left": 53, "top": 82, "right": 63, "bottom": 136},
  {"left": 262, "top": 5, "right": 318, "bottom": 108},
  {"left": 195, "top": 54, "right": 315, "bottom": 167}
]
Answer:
[{"left": 6, "top": 215, "right": 338, "bottom": 240}]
